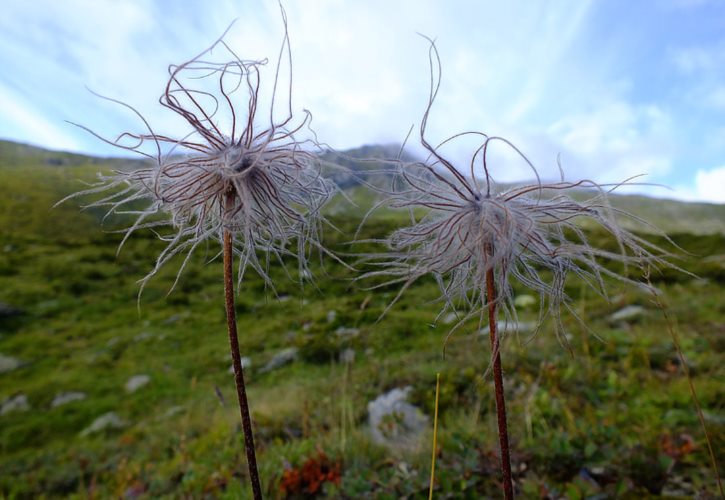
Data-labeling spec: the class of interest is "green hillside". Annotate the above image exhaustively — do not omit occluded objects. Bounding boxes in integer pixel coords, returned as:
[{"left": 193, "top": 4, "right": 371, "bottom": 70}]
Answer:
[{"left": 0, "top": 140, "right": 723, "bottom": 498}]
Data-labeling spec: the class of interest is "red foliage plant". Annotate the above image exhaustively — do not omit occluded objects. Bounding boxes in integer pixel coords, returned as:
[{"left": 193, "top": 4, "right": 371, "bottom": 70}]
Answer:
[{"left": 279, "top": 452, "right": 341, "bottom": 497}]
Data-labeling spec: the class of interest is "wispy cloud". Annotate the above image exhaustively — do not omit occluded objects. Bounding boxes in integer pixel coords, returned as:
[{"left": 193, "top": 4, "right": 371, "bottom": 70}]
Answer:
[
  {"left": 674, "top": 165, "right": 725, "bottom": 203},
  {"left": 0, "top": 85, "right": 82, "bottom": 151}
]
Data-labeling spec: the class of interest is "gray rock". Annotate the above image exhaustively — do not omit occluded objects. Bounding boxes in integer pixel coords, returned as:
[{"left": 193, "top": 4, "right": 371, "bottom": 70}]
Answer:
[
  {"left": 81, "top": 412, "right": 125, "bottom": 436},
  {"left": 162, "top": 406, "right": 185, "bottom": 419},
  {"left": 661, "top": 474, "right": 695, "bottom": 496},
  {"left": 480, "top": 320, "right": 538, "bottom": 336},
  {"left": 0, "top": 303, "right": 22, "bottom": 318},
  {"left": 335, "top": 326, "right": 360, "bottom": 338},
  {"left": 0, "top": 353, "right": 23, "bottom": 374},
  {"left": 134, "top": 332, "right": 153, "bottom": 342},
  {"left": 504, "top": 320, "right": 538, "bottom": 334},
  {"left": 228, "top": 357, "right": 252, "bottom": 374},
  {"left": 514, "top": 294, "right": 537, "bottom": 308},
  {"left": 164, "top": 314, "right": 182, "bottom": 325},
  {"left": 440, "top": 312, "right": 459, "bottom": 325},
  {"left": 326, "top": 310, "right": 337, "bottom": 323},
  {"left": 339, "top": 348, "right": 356, "bottom": 364},
  {"left": 260, "top": 348, "right": 298, "bottom": 373},
  {"left": 51, "top": 391, "right": 86, "bottom": 408},
  {"left": 35, "top": 299, "right": 60, "bottom": 316},
  {"left": 368, "top": 386, "right": 428, "bottom": 449},
  {"left": 1, "top": 394, "right": 30, "bottom": 415},
  {"left": 703, "top": 411, "right": 725, "bottom": 425},
  {"left": 609, "top": 305, "right": 645, "bottom": 323},
  {"left": 125, "top": 374, "right": 150, "bottom": 393}
]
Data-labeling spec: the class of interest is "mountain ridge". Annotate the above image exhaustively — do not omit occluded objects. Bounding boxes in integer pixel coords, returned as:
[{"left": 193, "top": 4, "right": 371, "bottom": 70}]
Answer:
[{"left": 1, "top": 138, "right": 723, "bottom": 235}]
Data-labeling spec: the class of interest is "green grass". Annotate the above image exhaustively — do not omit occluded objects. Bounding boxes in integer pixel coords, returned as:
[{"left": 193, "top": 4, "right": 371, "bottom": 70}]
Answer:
[{"left": 0, "top": 141, "right": 723, "bottom": 498}]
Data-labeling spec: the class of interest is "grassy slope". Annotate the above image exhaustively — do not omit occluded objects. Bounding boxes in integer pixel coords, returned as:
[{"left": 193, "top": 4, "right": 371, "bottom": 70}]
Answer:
[{"left": 0, "top": 141, "right": 723, "bottom": 498}]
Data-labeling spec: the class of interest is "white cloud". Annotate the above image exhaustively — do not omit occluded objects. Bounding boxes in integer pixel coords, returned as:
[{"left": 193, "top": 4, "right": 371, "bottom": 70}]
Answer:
[
  {"left": 673, "top": 165, "right": 725, "bottom": 203},
  {"left": 544, "top": 101, "right": 674, "bottom": 184},
  {"left": 693, "top": 166, "right": 725, "bottom": 203},
  {"left": 0, "top": 86, "right": 82, "bottom": 151},
  {"left": 670, "top": 41, "right": 725, "bottom": 75}
]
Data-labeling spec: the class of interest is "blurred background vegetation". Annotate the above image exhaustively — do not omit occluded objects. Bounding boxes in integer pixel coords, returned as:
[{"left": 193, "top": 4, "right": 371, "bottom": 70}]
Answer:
[{"left": 0, "top": 139, "right": 723, "bottom": 498}]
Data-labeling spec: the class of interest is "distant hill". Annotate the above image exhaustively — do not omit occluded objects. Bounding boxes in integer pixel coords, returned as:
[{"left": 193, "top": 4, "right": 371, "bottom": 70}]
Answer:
[
  {"left": 318, "top": 143, "right": 416, "bottom": 189},
  {"left": 1, "top": 138, "right": 723, "bottom": 235},
  {"left": 0, "top": 140, "right": 146, "bottom": 170},
  {"left": 319, "top": 143, "right": 725, "bottom": 235}
]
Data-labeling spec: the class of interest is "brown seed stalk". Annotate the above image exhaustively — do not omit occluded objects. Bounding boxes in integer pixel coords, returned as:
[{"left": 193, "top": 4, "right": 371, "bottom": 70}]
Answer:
[
  {"left": 224, "top": 216, "right": 262, "bottom": 499},
  {"left": 486, "top": 261, "right": 514, "bottom": 499}
]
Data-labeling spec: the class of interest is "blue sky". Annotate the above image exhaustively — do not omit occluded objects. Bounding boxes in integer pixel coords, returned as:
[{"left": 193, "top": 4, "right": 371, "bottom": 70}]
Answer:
[{"left": 1, "top": 0, "right": 724, "bottom": 202}]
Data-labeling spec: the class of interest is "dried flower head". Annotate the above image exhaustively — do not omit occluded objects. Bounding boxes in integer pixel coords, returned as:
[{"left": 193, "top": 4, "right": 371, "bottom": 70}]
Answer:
[
  {"left": 366, "top": 40, "right": 682, "bottom": 347},
  {"left": 60, "top": 14, "right": 334, "bottom": 295}
]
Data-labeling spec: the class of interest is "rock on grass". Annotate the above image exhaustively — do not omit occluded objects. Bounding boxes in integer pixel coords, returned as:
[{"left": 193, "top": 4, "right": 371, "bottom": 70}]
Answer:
[
  {"left": 609, "top": 305, "right": 646, "bottom": 323},
  {"left": 80, "top": 412, "right": 125, "bottom": 436},
  {"left": 260, "top": 348, "right": 298, "bottom": 373},
  {"left": 368, "top": 386, "right": 428, "bottom": 449},
  {"left": 1, "top": 394, "right": 30, "bottom": 415},
  {"left": 0, "top": 353, "right": 23, "bottom": 374},
  {"left": 51, "top": 391, "right": 87, "bottom": 408},
  {"left": 125, "top": 374, "right": 151, "bottom": 393}
]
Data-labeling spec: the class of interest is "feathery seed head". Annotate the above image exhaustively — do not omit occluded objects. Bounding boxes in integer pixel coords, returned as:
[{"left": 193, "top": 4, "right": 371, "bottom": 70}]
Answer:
[
  {"left": 60, "top": 13, "right": 334, "bottom": 294},
  {"left": 369, "top": 40, "right": 682, "bottom": 346}
]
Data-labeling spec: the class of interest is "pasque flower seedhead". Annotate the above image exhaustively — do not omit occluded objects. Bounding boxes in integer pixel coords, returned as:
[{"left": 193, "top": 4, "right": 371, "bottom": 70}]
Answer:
[
  {"left": 60, "top": 15, "right": 334, "bottom": 295},
  {"left": 366, "top": 40, "right": 682, "bottom": 347}
]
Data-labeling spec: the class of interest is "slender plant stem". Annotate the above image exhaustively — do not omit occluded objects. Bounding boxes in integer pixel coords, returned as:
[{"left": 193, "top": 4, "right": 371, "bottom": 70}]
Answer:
[
  {"left": 429, "top": 372, "right": 441, "bottom": 500},
  {"left": 646, "top": 277, "right": 724, "bottom": 497},
  {"left": 486, "top": 267, "right": 514, "bottom": 500},
  {"left": 224, "top": 228, "right": 263, "bottom": 499}
]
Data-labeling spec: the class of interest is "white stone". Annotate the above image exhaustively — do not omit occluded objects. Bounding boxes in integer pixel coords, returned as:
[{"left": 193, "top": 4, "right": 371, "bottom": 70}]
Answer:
[
  {"left": 1, "top": 394, "right": 30, "bottom": 415},
  {"left": 609, "top": 305, "right": 646, "bottom": 322},
  {"left": 0, "top": 353, "right": 22, "bottom": 374},
  {"left": 335, "top": 326, "right": 360, "bottom": 338},
  {"left": 368, "top": 386, "right": 428, "bottom": 449},
  {"left": 162, "top": 406, "right": 185, "bottom": 419},
  {"left": 125, "top": 374, "right": 150, "bottom": 393},
  {"left": 514, "top": 294, "right": 537, "bottom": 308},
  {"left": 134, "top": 332, "right": 153, "bottom": 342},
  {"left": 228, "top": 357, "right": 252, "bottom": 374},
  {"left": 339, "top": 348, "right": 356, "bottom": 364},
  {"left": 260, "top": 348, "right": 298, "bottom": 373},
  {"left": 80, "top": 412, "right": 125, "bottom": 436},
  {"left": 51, "top": 391, "right": 86, "bottom": 408},
  {"left": 480, "top": 320, "right": 538, "bottom": 336},
  {"left": 441, "top": 312, "right": 459, "bottom": 325}
]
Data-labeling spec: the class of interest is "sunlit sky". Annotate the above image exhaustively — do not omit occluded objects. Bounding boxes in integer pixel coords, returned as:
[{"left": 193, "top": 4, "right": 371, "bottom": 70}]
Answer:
[{"left": 1, "top": 0, "right": 724, "bottom": 202}]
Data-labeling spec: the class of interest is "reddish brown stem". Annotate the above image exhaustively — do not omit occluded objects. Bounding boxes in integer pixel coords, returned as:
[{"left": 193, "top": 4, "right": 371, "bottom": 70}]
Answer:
[
  {"left": 224, "top": 229, "right": 263, "bottom": 499},
  {"left": 486, "top": 267, "right": 514, "bottom": 499}
]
